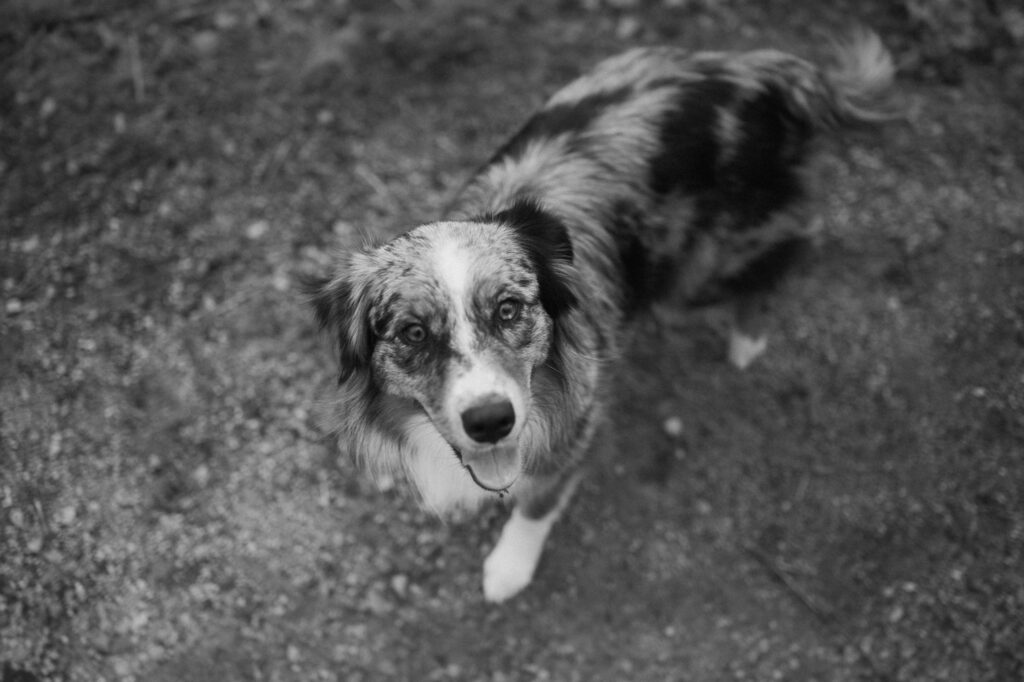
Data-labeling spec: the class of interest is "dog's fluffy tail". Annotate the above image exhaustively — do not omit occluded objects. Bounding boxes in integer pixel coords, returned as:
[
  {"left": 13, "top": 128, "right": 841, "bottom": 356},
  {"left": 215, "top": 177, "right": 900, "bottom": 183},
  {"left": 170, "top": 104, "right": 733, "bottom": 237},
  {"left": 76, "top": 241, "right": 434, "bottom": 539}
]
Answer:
[
  {"left": 821, "top": 29, "right": 898, "bottom": 125},
  {"left": 744, "top": 30, "right": 896, "bottom": 129}
]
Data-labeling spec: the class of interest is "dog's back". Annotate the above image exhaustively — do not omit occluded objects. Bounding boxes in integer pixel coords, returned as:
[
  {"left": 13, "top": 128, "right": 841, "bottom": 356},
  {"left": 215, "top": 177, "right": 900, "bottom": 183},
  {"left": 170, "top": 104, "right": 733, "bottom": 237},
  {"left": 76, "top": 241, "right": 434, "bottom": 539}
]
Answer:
[{"left": 458, "top": 32, "right": 895, "bottom": 316}]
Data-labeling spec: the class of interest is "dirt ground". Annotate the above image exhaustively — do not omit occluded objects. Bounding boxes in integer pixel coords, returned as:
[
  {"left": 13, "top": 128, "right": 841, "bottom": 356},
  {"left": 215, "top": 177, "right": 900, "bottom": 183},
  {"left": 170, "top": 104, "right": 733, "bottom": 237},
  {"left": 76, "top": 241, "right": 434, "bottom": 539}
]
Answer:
[{"left": 2, "top": 1, "right": 1023, "bottom": 680}]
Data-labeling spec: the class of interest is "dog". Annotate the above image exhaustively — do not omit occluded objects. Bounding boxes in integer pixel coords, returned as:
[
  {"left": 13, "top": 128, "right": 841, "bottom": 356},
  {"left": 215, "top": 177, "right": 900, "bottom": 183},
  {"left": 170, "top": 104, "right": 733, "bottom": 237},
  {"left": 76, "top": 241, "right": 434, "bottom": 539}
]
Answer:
[{"left": 306, "top": 32, "right": 894, "bottom": 602}]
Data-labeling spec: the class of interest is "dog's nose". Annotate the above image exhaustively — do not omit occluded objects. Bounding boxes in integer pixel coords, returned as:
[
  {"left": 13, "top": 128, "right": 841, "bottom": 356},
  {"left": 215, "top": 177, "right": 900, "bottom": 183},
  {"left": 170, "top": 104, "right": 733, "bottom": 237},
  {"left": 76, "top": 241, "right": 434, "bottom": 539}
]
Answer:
[{"left": 461, "top": 398, "right": 515, "bottom": 444}]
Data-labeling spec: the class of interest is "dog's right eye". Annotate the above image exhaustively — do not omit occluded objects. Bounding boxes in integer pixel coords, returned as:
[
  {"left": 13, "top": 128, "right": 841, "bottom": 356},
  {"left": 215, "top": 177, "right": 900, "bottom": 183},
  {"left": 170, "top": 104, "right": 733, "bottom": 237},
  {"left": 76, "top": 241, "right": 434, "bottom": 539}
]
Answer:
[
  {"left": 400, "top": 323, "right": 427, "bottom": 345},
  {"left": 496, "top": 298, "right": 523, "bottom": 324}
]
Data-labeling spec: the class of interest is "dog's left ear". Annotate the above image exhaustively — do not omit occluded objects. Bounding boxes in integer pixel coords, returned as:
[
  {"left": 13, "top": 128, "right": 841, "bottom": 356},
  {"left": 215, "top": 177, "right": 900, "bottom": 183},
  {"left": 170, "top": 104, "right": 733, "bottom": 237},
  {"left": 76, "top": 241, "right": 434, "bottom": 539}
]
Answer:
[
  {"left": 303, "top": 269, "right": 374, "bottom": 384},
  {"left": 493, "top": 198, "right": 578, "bottom": 318}
]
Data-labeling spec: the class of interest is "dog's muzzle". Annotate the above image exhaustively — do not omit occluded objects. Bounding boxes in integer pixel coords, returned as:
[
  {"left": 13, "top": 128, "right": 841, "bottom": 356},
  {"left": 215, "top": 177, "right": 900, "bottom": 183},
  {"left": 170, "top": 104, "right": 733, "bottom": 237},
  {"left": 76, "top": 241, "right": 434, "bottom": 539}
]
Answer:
[
  {"left": 461, "top": 397, "right": 515, "bottom": 444},
  {"left": 448, "top": 395, "right": 520, "bottom": 494}
]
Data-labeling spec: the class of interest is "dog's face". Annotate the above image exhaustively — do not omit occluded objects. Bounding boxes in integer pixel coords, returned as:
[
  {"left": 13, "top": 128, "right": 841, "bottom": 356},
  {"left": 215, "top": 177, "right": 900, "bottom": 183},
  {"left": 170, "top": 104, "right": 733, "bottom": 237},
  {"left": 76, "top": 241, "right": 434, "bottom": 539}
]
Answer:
[{"left": 311, "top": 200, "right": 576, "bottom": 493}]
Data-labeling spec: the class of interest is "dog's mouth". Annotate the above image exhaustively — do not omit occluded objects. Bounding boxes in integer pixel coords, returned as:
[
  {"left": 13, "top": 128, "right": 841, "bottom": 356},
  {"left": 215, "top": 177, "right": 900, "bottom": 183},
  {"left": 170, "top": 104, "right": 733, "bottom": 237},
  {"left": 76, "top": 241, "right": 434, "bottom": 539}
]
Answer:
[
  {"left": 447, "top": 444, "right": 518, "bottom": 496},
  {"left": 417, "top": 404, "right": 520, "bottom": 496}
]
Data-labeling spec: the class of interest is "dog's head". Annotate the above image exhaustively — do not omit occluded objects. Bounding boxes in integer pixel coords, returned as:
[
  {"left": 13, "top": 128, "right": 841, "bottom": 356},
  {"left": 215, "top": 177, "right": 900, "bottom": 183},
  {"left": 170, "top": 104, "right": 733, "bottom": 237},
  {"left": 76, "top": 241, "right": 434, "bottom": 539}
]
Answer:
[{"left": 309, "top": 199, "right": 577, "bottom": 493}]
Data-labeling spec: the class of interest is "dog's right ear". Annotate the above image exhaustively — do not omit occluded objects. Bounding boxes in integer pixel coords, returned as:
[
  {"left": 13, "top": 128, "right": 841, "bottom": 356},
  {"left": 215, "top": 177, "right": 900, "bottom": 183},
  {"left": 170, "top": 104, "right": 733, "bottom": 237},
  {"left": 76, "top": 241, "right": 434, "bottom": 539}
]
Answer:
[
  {"left": 303, "top": 271, "right": 373, "bottom": 384},
  {"left": 492, "top": 198, "right": 579, "bottom": 319}
]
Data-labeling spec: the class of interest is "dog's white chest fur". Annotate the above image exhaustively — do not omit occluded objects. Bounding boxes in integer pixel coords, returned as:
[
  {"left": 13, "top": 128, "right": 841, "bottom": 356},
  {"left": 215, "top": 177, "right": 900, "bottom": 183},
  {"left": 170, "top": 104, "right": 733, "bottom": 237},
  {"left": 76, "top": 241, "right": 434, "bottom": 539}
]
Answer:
[{"left": 403, "top": 415, "right": 495, "bottom": 513}]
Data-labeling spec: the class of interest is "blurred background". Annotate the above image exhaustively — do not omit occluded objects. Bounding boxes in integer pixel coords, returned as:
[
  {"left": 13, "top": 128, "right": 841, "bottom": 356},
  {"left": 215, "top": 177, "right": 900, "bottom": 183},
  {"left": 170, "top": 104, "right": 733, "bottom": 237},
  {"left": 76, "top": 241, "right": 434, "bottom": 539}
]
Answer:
[{"left": 1, "top": 1, "right": 1022, "bottom": 680}]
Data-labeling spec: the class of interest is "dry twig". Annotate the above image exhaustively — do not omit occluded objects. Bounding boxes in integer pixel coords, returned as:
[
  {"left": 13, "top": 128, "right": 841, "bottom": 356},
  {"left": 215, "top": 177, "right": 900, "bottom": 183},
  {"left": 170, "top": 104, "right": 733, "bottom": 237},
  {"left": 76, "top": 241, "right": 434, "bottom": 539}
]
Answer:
[{"left": 744, "top": 543, "right": 834, "bottom": 623}]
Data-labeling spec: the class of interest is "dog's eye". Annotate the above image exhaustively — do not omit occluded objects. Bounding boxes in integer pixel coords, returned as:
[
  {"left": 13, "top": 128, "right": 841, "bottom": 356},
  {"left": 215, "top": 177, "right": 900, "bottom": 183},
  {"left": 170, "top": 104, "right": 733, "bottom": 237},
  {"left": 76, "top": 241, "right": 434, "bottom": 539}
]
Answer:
[
  {"left": 400, "top": 323, "right": 427, "bottom": 344},
  {"left": 496, "top": 299, "right": 522, "bottom": 323}
]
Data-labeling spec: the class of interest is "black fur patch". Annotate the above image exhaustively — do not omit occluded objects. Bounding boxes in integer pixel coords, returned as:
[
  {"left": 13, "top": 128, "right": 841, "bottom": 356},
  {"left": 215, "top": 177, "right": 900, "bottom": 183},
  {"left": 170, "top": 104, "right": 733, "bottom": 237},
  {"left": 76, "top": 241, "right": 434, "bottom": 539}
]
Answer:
[
  {"left": 302, "top": 274, "right": 374, "bottom": 384},
  {"left": 389, "top": 321, "right": 456, "bottom": 380},
  {"left": 489, "top": 87, "right": 632, "bottom": 164},
  {"left": 609, "top": 201, "right": 677, "bottom": 311},
  {"left": 650, "top": 79, "right": 812, "bottom": 234},
  {"left": 483, "top": 198, "right": 578, "bottom": 319},
  {"left": 649, "top": 78, "right": 737, "bottom": 196},
  {"left": 715, "top": 86, "right": 810, "bottom": 230}
]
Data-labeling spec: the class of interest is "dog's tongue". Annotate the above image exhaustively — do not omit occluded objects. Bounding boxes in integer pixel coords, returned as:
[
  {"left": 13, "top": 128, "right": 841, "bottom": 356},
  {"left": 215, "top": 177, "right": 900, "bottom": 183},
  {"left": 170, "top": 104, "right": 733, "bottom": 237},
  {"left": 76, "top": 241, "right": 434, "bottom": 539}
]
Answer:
[{"left": 464, "top": 452, "right": 519, "bottom": 493}]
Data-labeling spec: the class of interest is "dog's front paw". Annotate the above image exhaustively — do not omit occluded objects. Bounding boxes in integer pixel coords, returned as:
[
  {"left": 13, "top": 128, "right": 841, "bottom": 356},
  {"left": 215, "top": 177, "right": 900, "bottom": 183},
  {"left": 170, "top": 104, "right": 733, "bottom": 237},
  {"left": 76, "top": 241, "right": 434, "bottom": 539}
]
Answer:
[
  {"left": 483, "top": 541, "right": 537, "bottom": 603},
  {"left": 482, "top": 509, "right": 551, "bottom": 603},
  {"left": 728, "top": 329, "right": 768, "bottom": 370}
]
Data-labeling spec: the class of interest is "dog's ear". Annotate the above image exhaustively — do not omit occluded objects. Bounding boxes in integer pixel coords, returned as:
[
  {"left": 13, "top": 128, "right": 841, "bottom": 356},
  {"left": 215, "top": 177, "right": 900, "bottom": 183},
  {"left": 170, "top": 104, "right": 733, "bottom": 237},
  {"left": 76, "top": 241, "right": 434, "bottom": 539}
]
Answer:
[
  {"left": 303, "top": 270, "right": 374, "bottom": 384},
  {"left": 493, "top": 198, "right": 578, "bottom": 318}
]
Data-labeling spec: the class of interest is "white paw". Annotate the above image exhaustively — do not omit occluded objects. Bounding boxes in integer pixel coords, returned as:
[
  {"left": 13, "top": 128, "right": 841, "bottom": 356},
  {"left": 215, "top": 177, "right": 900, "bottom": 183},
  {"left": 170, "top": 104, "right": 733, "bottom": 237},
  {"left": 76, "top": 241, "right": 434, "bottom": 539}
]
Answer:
[
  {"left": 728, "top": 330, "right": 768, "bottom": 370},
  {"left": 483, "top": 541, "right": 538, "bottom": 603},
  {"left": 481, "top": 510, "right": 552, "bottom": 603}
]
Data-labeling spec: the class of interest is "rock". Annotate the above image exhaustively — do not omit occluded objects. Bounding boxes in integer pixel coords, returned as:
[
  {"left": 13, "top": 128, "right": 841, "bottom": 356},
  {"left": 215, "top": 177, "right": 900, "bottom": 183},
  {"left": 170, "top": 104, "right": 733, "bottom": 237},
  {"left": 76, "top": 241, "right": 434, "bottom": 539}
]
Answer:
[
  {"left": 245, "top": 220, "right": 270, "bottom": 240},
  {"left": 390, "top": 573, "right": 409, "bottom": 598},
  {"left": 192, "top": 464, "right": 210, "bottom": 488},
  {"left": 191, "top": 30, "right": 220, "bottom": 56},
  {"left": 58, "top": 505, "right": 77, "bottom": 525},
  {"left": 213, "top": 11, "right": 240, "bottom": 30},
  {"left": 662, "top": 416, "right": 684, "bottom": 438},
  {"left": 363, "top": 585, "right": 393, "bottom": 614}
]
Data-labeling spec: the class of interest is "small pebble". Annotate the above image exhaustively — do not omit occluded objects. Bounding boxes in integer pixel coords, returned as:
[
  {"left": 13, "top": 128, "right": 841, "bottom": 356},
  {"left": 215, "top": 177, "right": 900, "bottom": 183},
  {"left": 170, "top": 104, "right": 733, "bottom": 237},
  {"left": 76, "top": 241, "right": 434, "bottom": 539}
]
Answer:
[
  {"left": 58, "top": 505, "right": 77, "bottom": 525},
  {"left": 191, "top": 30, "right": 220, "bottom": 56},
  {"left": 193, "top": 464, "right": 211, "bottom": 488},
  {"left": 40, "top": 97, "right": 57, "bottom": 119},
  {"left": 363, "top": 587, "right": 392, "bottom": 614},
  {"left": 213, "top": 10, "right": 240, "bottom": 30},
  {"left": 245, "top": 220, "right": 269, "bottom": 239},
  {"left": 662, "top": 416, "right": 684, "bottom": 438},
  {"left": 390, "top": 573, "right": 409, "bottom": 598}
]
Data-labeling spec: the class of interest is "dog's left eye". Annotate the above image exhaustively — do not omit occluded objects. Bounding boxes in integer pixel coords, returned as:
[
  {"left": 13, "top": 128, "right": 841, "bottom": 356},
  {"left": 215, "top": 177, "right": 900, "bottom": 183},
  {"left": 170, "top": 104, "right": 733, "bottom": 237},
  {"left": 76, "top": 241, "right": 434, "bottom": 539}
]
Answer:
[
  {"left": 496, "top": 299, "right": 522, "bottom": 323},
  {"left": 400, "top": 323, "right": 428, "bottom": 344}
]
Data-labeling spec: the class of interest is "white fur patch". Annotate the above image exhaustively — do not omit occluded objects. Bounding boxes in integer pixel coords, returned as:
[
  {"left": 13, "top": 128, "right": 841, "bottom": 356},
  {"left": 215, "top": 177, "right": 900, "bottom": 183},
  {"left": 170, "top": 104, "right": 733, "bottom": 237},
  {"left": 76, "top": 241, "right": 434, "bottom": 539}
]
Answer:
[
  {"left": 429, "top": 234, "right": 529, "bottom": 446},
  {"left": 728, "top": 329, "right": 768, "bottom": 370},
  {"left": 483, "top": 508, "right": 555, "bottom": 602},
  {"left": 482, "top": 473, "right": 580, "bottom": 602},
  {"left": 403, "top": 415, "right": 493, "bottom": 514},
  {"left": 828, "top": 29, "right": 895, "bottom": 101},
  {"left": 432, "top": 237, "right": 475, "bottom": 351}
]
